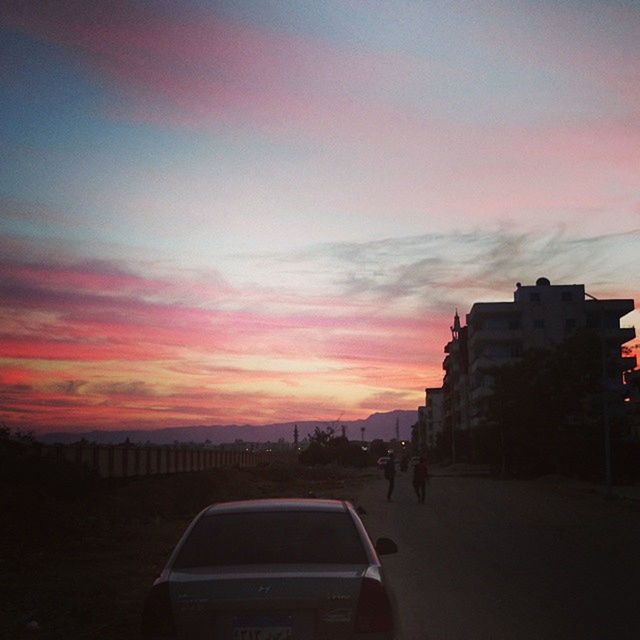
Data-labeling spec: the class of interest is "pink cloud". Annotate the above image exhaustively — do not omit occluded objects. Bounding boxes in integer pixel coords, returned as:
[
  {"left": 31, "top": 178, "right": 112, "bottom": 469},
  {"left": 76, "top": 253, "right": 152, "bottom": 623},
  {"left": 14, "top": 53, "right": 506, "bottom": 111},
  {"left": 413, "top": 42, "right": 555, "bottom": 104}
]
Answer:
[
  {"left": 2, "top": 1, "right": 414, "bottom": 135},
  {"left": 2, "top": 258, "right": 171, "bottom": 296},
  {"left": 3, "top": 230, "right": 632, "bottom": 431},
  {"left": 0, "top": 244, "right": 440, "bottom": 429},
  {"left": 5, "top": 1, "right": 638, "bottom": 235}
]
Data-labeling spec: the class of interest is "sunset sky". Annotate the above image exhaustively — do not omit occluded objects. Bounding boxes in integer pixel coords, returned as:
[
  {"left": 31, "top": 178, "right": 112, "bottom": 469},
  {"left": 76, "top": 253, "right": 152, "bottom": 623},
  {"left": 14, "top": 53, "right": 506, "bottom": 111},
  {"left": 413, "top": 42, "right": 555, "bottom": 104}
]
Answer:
[{"left": 1, "top": 0, "right": 638, "bottom": 433}]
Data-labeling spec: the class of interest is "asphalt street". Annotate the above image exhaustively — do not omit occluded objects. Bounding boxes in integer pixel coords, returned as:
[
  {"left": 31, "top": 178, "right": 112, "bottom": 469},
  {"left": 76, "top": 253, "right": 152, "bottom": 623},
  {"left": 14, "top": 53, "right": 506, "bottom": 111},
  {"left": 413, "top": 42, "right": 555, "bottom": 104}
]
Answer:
[{"left": 354, "top": 471, "right": 640, "bottom": 640}]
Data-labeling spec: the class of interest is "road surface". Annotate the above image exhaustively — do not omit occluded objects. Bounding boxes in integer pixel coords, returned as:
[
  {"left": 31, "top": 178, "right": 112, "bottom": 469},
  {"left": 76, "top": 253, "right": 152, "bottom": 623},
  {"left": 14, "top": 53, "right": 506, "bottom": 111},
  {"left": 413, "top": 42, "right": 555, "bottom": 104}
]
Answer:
[{"left": 354, "top": 471, "right": 640, "bottom": 640}]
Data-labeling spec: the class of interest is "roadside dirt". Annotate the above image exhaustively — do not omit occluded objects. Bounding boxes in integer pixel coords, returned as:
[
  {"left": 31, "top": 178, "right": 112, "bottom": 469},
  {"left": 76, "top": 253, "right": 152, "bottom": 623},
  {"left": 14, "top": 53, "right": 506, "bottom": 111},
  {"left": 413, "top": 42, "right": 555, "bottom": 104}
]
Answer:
[{"left": 1, "top": 462, "right": 374, "bottom": 640}]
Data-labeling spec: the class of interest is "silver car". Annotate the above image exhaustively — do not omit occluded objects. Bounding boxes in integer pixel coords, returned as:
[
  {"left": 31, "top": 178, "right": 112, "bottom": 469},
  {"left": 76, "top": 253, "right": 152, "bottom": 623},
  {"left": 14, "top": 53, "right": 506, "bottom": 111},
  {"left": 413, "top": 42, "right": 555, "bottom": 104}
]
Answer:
[{"left": 142, "top": 498, "right": 399, "bottom": 639}]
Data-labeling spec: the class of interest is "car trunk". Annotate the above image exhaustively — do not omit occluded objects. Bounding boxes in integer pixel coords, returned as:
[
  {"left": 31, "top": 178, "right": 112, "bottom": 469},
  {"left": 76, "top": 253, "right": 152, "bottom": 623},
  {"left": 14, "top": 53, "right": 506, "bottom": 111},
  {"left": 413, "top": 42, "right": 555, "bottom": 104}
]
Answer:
[{"left": 169, "top": 564, "right": 368, "bottom": 639}]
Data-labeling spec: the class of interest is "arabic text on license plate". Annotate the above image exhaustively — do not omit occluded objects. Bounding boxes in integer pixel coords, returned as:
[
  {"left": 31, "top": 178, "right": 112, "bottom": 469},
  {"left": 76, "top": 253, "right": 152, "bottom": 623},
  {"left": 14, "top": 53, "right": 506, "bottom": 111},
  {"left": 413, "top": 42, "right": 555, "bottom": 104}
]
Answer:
[{"left": 232, "top": 626, "right": 292, "bottom": 640}]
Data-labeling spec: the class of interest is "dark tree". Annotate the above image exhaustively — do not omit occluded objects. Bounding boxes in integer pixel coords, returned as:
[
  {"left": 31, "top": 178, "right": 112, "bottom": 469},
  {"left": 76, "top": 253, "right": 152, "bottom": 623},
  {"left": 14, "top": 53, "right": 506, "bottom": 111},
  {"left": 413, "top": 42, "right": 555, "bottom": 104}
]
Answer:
[
  {"left": 299, "top": 427, "right": 367, "bottom": 467},
  {"left": 482, "top": 329, "right": 603, "bottom": 476}
]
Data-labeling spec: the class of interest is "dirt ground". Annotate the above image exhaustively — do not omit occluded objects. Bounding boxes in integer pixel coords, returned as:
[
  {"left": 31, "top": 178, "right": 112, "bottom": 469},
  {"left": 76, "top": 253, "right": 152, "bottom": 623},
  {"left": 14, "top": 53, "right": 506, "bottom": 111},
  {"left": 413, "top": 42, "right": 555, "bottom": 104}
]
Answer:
[{"left": 1, "top": 462, "right": 373, "bottom": 640}]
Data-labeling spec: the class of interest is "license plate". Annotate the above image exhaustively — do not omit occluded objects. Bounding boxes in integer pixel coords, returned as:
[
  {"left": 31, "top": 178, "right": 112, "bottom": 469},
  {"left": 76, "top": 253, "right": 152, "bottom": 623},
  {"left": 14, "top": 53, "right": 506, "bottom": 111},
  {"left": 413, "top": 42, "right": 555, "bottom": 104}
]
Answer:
[
  {"left": 232, "top": 626, "right": 292, "bottom": 639},
  {"left": 232, "top": 614, "right": 293, "bottom": 640}
]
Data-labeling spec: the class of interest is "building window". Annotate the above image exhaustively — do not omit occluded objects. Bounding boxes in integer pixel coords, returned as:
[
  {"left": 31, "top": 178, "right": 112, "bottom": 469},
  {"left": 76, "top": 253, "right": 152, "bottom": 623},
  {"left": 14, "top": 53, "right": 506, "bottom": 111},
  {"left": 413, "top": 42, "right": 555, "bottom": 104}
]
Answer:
[
  {"left": 533, "top": 319, "right": 545, "bottom": 329},
  {"left": 561, "top": 291, "right": 573, "bottom": 302},
  {"left": 530, "top": 292, "right": 541, "bottom": 303}
]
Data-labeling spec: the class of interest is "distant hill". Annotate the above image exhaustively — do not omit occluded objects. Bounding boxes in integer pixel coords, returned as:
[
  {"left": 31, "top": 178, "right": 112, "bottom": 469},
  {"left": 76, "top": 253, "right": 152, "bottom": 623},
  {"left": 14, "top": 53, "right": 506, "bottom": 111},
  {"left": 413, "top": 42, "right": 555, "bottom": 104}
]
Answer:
[{"left": 36, "top": 410, "right": 417, "bottom": 445}]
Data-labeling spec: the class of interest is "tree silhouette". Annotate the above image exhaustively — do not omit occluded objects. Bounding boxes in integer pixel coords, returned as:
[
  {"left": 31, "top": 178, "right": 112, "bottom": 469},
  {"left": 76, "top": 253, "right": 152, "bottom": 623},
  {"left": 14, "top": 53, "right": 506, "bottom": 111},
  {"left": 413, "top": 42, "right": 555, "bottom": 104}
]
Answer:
[{"left": 482, "top": 329, "right": 603, "bottom": 476}]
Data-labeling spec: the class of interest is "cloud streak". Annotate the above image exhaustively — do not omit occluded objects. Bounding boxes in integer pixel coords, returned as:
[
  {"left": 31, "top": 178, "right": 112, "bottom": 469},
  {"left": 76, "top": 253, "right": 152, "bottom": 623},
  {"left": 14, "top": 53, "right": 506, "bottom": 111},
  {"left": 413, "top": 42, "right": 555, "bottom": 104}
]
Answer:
[{"left": 0, "top": 226, "right": 636, "bottom": 430}]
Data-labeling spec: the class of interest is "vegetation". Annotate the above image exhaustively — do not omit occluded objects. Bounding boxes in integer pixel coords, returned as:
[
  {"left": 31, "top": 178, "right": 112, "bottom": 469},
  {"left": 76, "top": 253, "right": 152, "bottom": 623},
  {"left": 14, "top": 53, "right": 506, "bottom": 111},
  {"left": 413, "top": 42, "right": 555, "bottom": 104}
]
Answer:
[
  {"left": 298, "top": 426, "right": 369, "bottom": 467},
  {"left": 297, "top": 427, "right": 395, "bottom": 467},
  {"left": 476, "top": 329, "right": 637, "bottom": 481}
]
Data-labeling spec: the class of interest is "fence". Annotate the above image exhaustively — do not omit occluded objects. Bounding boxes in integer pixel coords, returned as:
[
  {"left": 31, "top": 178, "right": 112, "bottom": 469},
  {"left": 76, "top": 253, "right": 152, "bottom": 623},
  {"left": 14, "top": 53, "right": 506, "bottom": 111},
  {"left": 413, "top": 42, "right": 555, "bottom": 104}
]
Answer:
[{"left": 39, "top": 443, "right": 293, "bottom": 478}]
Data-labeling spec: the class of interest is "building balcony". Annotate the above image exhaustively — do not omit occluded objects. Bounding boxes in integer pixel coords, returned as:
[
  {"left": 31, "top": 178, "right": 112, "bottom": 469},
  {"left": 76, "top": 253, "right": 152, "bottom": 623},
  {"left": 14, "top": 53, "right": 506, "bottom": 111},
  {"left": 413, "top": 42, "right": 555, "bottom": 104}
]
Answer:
[
  {"left": 469, "top": 355, "right": 517, "bottom": 374},
  {"left": 586, "top": 299, "right": 635, "bottom": 318},
  {"left": 469, "top": 328, "right": 523, "bottom": 349},
  {"left": 470, "top": 385, "right": 494, "bottom": 401},
  {"left": 617, "top": 327, "right": 636, "bottom": 343},
  {"left": 592, "top": 327, "right": 636, "bottom": 350}
]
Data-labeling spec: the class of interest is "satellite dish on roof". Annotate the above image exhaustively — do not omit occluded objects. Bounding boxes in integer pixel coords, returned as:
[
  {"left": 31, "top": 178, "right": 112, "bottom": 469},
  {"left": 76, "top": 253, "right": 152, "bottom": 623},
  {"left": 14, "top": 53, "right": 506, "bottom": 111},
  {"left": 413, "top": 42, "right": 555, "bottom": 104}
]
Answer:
[{"left": 536, "top": 277, "right": 551, "bottom": 286}]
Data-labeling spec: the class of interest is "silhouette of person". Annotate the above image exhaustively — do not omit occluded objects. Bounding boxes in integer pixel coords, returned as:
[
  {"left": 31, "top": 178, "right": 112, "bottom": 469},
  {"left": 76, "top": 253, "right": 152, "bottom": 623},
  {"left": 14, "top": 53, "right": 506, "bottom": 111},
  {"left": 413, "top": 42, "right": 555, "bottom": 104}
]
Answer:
[
  {"left": 384, "top": 452, "right": 396, "bottom": 501},
  {"left": 412, "top": 455, "right": 429, "bottom": 503}
]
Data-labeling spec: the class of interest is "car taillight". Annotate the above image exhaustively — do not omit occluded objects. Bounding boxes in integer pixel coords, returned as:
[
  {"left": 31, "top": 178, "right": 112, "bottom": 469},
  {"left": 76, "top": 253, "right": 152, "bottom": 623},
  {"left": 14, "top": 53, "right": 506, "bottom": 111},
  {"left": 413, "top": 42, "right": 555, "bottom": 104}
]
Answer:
[
  {"left": 141, "top": 581, "right": 176, "bottom": 639},
  {"left": 354, "top": 576, "right": 394, "bottom": 633}
]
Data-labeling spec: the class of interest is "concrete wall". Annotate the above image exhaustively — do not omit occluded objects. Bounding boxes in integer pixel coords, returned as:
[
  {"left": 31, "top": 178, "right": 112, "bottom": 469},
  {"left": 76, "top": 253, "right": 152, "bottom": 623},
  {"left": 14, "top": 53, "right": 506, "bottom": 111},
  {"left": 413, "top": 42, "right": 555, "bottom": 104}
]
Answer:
[{"left": 40, "top": 444, "right": 289, "bottom": 478}]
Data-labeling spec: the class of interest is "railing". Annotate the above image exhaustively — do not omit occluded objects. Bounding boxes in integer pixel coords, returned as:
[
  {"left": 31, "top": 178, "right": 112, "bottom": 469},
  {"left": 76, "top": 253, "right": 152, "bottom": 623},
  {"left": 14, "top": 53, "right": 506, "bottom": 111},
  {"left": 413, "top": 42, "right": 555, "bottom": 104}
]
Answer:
[{"left": 39, "top": 443, "right": 294, "bottom": 478}]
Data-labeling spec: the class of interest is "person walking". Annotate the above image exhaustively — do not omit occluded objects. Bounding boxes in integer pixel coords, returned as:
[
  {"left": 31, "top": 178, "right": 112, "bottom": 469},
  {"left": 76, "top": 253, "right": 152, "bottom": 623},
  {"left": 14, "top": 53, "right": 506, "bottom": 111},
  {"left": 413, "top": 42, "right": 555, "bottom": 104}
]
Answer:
[
  {"left": 412, "top": 455, "right": 429, "bottom": 503},
  {"left": 384, "top": 452, "right": 396, "bottom": 501}
]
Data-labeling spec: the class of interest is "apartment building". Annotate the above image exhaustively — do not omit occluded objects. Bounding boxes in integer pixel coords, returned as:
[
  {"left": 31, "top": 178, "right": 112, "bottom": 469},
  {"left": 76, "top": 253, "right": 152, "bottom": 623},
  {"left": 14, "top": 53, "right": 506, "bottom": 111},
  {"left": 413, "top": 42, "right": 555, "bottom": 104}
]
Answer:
[
  {"left": 441, "top": 278, "right": 636, "bottom": 451},
  {"left": 415, "top": 387, "right": 445, "bottom": 456},
  {"left": 426, "top": 387, "right": 444, "bottom": 448},
  {"left": 442, "top": 311, "right": 470, "bottom": 460}
]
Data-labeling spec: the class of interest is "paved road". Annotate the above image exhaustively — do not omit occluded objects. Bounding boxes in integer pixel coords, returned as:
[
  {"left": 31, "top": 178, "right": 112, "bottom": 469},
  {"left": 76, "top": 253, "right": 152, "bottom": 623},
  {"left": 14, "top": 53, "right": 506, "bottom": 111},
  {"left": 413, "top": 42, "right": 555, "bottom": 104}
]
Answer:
[{"left": 354, "top": 471, "right": 640, "bottom": 640}]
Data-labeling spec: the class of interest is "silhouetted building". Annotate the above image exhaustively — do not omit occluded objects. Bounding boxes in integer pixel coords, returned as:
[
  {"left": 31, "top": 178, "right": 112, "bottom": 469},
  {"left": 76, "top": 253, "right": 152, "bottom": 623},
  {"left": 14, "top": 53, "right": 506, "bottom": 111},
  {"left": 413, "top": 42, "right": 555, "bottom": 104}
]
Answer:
[
  {"left": 440, "top": 278, "right": 636, "bottom": 454},
  {"left": 416, "top": 387, "right": 444, "bottom": 454},
  {"left": 425, "top": 387, "right": 444, "bottom": 449},
  {"left": 442, "top": 310, "right": 469, "bottom": 462}
]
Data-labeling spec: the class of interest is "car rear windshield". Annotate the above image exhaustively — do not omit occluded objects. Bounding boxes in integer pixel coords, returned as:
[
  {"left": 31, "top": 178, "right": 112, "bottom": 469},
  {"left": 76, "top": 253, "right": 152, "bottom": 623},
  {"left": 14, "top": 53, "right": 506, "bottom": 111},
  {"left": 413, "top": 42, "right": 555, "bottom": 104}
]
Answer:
[{"left": 173, "top": 510, "right": 368, "bottom": 568}]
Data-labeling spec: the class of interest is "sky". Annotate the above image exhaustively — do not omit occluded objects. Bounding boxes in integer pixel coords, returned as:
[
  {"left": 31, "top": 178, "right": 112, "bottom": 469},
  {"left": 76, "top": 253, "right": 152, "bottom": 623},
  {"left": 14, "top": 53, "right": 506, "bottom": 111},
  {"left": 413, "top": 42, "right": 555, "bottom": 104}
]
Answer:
[{"left": 1, "top": 0, "right": 638, "bottom": 433}]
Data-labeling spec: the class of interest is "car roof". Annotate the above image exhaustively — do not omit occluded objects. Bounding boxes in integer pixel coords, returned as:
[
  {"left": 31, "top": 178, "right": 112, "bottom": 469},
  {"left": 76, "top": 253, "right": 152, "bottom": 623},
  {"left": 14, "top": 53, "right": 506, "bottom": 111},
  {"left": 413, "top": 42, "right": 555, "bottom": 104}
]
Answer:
[{"left": 203, "top": 498, "right": 350, "bottom": 516}]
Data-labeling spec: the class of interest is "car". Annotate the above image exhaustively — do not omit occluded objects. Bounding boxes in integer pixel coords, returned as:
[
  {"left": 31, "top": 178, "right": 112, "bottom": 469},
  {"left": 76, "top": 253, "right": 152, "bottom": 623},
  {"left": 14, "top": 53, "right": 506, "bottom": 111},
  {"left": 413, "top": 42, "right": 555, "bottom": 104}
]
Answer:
[{"left": 142, "top": 498, "right": 400, "bottom": 639}]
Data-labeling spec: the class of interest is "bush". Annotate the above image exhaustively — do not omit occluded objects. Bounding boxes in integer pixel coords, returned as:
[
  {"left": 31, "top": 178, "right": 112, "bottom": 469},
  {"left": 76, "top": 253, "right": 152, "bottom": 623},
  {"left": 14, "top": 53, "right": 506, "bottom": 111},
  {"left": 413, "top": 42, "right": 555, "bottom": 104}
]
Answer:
[{"left": 299, "top": 442, "right": 333, "bottom": 465}]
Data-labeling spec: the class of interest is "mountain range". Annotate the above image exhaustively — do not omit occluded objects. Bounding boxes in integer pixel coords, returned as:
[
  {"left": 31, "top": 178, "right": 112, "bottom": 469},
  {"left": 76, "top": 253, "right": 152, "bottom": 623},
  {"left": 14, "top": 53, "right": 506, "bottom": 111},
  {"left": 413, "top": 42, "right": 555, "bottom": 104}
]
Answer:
[{"left": 36, "top": 410, "right": 418, "bottom": 445}]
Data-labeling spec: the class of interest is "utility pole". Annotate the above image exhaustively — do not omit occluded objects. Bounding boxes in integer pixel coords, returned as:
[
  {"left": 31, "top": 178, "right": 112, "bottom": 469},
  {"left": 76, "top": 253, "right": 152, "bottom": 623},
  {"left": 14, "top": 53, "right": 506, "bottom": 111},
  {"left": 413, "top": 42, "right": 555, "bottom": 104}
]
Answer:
[
  {"left": 395, "top": 417, "right": 399, "bottom": 442},
  {"left": 360, "top": 426, "right": 365, "bottom": 443}
]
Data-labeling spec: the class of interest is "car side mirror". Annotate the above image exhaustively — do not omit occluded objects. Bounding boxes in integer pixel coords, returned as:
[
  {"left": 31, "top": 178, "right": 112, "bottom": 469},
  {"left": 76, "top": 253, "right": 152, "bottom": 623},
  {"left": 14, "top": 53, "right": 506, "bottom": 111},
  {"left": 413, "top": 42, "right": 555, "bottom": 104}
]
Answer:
[{"left": 375, "top": 537, "right": 398, "bottom": 556}]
